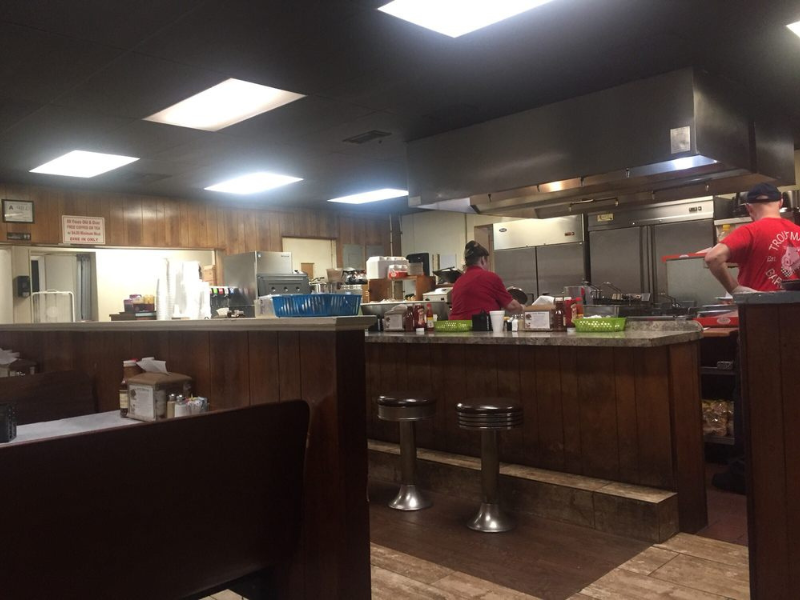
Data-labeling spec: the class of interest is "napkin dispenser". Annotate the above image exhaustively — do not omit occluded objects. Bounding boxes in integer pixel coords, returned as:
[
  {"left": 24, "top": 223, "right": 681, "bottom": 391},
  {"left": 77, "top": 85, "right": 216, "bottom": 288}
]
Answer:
[{"left": 0, "top": 403, "right": 17, "bottom": 443}]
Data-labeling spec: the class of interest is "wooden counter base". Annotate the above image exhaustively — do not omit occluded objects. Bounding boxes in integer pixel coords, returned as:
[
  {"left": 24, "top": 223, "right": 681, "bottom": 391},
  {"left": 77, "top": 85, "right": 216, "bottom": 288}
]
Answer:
[
  {"left": 366, "top": 339, "right": 706, "bottom": 533},
  {"left": 0, "top": 319, "right": 372, "bottom": 600}
]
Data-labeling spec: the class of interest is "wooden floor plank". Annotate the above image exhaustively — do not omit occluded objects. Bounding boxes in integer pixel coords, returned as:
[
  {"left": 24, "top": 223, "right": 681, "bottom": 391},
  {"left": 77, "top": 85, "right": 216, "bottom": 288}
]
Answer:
[
  {"left": 650, "top": 554, "right": 750, "bottom": 600},
  {"left": 617, "top": 547, "right": 678, "bottom": 575},
  {"left": 581, "top": 568, "right": 731, "bottom": 600},
  {"left": 654, "top": 532, "right": 749, "bottom": 569}
]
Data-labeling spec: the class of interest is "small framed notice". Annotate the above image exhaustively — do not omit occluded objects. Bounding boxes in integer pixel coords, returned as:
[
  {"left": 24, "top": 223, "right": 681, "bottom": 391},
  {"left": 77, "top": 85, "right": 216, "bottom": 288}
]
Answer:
[
  {"left": 2, "top": 199, "right": 34, "bottom": 223},
  {"left": 62, "top": 215, "right": 106, "bottom": 245}
]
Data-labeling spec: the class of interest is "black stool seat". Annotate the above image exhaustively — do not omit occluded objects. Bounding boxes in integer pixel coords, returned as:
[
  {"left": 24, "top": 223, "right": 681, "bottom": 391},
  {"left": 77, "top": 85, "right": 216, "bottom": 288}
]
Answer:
[
  {"left": 377, "top": 394, "right": 436, "bottom": 408},
  {"left": 456, "top": 399, "right": 522, "bottom": 431},
  {"left": 377, "top": 393, "right": 436, "bottom": 422},
  {"left": 374, "top": 392, "right": 437, "bottom": 511}
]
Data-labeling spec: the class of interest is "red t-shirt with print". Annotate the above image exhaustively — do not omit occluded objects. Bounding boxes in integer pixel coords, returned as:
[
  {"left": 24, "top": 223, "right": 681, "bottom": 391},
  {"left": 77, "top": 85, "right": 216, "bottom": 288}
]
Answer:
[
  {"left": 449, "top": 266, "right": 514, "bottom": 320},
  {"left": 723, "top": 217, "right": 800, "bottom": 291}
]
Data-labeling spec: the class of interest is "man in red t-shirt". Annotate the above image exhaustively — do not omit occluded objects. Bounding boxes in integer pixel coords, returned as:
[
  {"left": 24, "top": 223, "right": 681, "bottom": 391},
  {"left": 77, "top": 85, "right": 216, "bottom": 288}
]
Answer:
[
  {"left": 449, "top": 241, "right": 523, "bottom": 320},
  {"left": 705, "top": 183, "right": 800, "bottom": 293}
]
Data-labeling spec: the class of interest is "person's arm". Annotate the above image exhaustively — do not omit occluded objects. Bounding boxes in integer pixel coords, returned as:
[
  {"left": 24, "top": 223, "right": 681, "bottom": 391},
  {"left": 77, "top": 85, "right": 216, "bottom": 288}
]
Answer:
[
  {"left": 504, "top": 299, "right": 524, "bottom": 313},
  {"left": 704, "top": 242, "right": 754, "bottom": 294}
]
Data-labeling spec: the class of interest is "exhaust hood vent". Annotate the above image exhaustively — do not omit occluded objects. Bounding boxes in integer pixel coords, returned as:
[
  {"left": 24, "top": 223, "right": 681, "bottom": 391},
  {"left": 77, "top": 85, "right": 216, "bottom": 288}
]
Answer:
[
  {"left": 406, "top": 68, "right": 795, "bottom": 219},
  {"left": 343, "top": 130, "right": 392, "bottom": 144}
]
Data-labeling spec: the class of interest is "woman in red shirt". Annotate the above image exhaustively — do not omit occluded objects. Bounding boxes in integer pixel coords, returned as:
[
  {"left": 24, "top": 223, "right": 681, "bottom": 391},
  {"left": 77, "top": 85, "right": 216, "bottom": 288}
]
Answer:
[{"left": 449, "top": 241, "right": 523, "bottom": 320}]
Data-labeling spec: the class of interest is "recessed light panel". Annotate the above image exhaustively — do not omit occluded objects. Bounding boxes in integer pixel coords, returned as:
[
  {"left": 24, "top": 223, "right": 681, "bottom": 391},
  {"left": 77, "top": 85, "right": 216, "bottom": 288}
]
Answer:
[
  {"left": 328, "top": 188, "right": 408, "bottom": 204},
  {"left": 145, "top": 79, "right": 305, "bottom": 131},
  {"left": 205, "top": 172, "right": 302, "bottom": 195},
  {"left": 30, "top": 150, "right": 139, "bottom": 178},
  {"left": 788, "top": 21, "right": 800, "bottom": 39},
  {"left": 378, "top": 0, "right": 556, "bottom": 38}
]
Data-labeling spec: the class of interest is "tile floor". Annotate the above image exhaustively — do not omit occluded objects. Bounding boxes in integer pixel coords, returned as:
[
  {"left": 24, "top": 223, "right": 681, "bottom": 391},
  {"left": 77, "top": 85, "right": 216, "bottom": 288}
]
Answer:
[{"left": 698, "top": 463, "right": 748, "bottom": 546}]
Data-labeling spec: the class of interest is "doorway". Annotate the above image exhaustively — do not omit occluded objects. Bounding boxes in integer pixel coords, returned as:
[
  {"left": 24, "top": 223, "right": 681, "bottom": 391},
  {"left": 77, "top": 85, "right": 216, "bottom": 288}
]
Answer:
[{"left": 282, "top": 238, "right": 337, "bottom": 280}]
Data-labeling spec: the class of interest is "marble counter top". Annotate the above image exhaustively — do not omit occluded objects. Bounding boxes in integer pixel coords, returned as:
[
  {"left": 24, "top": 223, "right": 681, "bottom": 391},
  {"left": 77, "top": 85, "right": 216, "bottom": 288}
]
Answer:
[
  {"left": 0, "top": 315, "right": 377, "bottom": 333},
  {"left": 735, "top": 290, "right": 800, "bottom": 305},
  {"left": 366, "top": 320, "right": 702, "bottom": 348}
]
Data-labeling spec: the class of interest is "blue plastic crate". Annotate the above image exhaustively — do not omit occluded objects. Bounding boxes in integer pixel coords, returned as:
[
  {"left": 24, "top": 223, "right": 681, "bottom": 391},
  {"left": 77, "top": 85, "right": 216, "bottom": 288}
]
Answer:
[{"left": 271, "top": 293, "right": 361, "bottom": 317}]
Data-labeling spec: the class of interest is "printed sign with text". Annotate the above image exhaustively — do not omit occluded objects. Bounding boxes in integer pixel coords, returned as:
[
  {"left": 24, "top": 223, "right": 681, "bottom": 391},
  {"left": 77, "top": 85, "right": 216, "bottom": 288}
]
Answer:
[{"left": 62, "top": 215, "right": 106, "bottom": 244}]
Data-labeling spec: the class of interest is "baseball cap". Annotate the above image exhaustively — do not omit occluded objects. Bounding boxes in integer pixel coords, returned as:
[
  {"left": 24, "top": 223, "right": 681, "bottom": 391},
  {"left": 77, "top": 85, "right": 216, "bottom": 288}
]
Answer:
[{"left": 746, "top": 182, "right": 781, "bottom": 203}]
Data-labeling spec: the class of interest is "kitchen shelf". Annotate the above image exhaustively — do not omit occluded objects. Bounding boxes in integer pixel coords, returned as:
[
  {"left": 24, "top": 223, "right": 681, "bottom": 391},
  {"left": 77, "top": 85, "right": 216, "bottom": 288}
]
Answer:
[
  {"left": 700, "top": 366, "right": 736, "bottom": 377},
  {"left": 704, "top": 434, "right": 735, "bottom": 446}
]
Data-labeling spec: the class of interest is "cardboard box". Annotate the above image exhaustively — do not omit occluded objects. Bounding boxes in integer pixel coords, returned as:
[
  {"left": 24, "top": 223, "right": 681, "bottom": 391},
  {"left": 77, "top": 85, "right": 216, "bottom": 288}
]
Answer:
[
  {"left": 127, "top": 372, "right": 192, "bottom": 422},
  {"left": 524, "top": 305, "right": 554, "bottom": 331}
]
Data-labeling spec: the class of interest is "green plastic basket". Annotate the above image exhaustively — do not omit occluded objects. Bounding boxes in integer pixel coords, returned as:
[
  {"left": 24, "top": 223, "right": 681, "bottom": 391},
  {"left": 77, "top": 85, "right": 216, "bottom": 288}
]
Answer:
[
  {"left": 434, "top": 320, "right": 473, "bottom": 332},
  {"left": 573, "top": 317, "right": 627, "bottom": 332}
]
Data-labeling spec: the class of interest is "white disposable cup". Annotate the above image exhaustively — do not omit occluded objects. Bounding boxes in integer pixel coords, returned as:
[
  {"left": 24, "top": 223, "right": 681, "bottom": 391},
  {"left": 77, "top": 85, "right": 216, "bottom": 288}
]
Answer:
[{"left": 489, "top": 310, "right": 505, "bottom": 333}]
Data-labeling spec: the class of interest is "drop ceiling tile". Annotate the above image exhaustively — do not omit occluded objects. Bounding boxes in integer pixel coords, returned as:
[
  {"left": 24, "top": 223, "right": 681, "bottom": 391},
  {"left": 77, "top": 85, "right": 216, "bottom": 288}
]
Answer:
[
  {"left": 55, "top": 52, "right": 226, "bottom": 119},
  {"left": 0, "top": 22, "right": 123, "bottom": 104},
  {"left": 0, "top": 0, "right": 208, "bottom": 49}
]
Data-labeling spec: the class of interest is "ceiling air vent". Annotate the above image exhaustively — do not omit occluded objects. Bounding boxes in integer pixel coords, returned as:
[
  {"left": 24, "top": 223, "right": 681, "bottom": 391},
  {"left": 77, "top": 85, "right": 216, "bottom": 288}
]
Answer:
[{"left": 343, "top": 130, "right": 392, "bottom": 144}]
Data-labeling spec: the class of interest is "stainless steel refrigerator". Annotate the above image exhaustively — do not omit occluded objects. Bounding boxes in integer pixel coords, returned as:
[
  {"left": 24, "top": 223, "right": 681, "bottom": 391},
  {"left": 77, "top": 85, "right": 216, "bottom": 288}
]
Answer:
[
  {"left": 586, "top": 198, "right": 716, "bottom": 305},
  {"left": 493, "top": 216, "right": 587, "bottom": 299}
]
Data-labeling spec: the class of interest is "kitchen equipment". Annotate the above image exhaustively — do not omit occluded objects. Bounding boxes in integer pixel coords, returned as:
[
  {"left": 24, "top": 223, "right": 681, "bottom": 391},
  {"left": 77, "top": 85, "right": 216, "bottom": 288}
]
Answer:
[
  {"left": 222, "top": 251, "right": 296, "bottom": 317},
  {"left": 32, "top": 290, "right": 75, "bottom": 323},
  {"left": 361, "top": 301, "right": 450, "bottom": 322},
  {"left": 257, "top": 273, "right": 310, "bottom": 296},
  {"left": 493, "top": 221, "right": 586, "bottom": 300},
  {"left": 433, "top": 267, "right": 462, "bottom": 285},
  {"left": 406, "top": 252, "right": 431, "bottom": 276},
  {"left": 506, "top": 286, "right": 528, "bottom": 306},
  {"left": 423, "top": 288, "right": 452, "bottom": 303},
  {"left": 781, "top": 279, "right": 800, "bottom": 291},
  {"left": 588, "top": 199, "right": 715, "bottom": 307},
  {"left": 367, "top": 256, "right": 409, "bottom": 280},
  {"left": 342, "top": 268, "right": 367, "bottom": 284}
]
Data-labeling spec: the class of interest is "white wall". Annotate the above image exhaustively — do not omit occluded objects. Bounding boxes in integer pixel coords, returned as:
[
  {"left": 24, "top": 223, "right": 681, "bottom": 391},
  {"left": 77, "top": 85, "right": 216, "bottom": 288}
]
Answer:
[
  {"left": 282, "top": 237, "right": 336, "bottom": 279},
  {"left": 0, "top": 248, "right": 12, "bottom": 324},
  {"left": 400, "top": 211, "right": 516, "bottom": 267},
  {"left": 94, "top": 248, "right": 214, "bottom": 321}
]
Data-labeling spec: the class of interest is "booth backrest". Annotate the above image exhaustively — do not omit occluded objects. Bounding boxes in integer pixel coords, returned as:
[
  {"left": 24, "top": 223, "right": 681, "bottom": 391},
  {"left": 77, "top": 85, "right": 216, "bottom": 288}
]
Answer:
[
  {"left": 0, "top": 370, "right": 96, "bottom": 425},
  {"left": 0, "top": 400, "right": 310, "bottom": 600}
]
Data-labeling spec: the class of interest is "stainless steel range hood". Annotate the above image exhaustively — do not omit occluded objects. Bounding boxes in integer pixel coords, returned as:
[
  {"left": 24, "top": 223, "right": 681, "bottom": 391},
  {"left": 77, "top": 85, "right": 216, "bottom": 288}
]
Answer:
[{"left": 406, "top": 68, "right": 796, "bottom": 219}]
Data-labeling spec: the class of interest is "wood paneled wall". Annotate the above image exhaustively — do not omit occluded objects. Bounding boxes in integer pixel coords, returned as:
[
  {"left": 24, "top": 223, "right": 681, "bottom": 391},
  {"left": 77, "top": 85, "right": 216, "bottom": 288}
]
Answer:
[
  {"left": 0, "top": 182, "right": 392, "bottom": 262},
  {"left": 740, "top": 302, "right": 800, "bottom": 600},
  {"left": 0, "top": 325, "right": 372, "bottom": 600},
  {"left": 366, "top": 339, "right": 707, "bottom": 532}
]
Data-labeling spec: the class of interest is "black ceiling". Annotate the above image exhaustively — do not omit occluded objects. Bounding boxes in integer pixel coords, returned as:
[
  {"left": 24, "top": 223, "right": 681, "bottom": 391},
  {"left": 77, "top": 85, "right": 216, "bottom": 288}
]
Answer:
[{"left": 0, "top": 0, "right": 798, "bottom": 214}]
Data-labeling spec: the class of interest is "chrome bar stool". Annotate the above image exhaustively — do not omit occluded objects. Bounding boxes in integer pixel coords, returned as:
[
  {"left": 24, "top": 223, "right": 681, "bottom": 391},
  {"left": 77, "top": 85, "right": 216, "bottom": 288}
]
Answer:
[
  {"left": 376, "top": 393, "right": 436, "bottom": 511},
  {"left": 456, "top": 399, "right": 523, "bottom": 532}
]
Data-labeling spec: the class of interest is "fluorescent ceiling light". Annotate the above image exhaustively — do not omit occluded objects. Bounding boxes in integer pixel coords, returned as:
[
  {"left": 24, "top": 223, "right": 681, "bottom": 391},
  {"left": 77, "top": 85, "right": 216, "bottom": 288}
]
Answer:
[
  {"left": 145, "top": 78, "right": 305, "bottom": 131},
  {"left": 30, "top": 150, "right": 139, "bottom": 178},
  {"left": 328, "top": 188, "right": 408, "bottom": 204},
  {"left": 205, "top": 172, "right": 302, "bottom": 195},
  {"left": 788, "top": 21, "right": 800, "bottom": 38},
  {"left": 378, "top": 0, "right": 556, "bottom": 38}
]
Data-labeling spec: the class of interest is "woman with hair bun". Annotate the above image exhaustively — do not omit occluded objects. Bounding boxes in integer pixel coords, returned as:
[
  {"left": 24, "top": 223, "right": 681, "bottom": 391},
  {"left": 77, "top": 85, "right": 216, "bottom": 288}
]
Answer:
[{"left": 449, "top": 241, "right": 523, "bottom": 320}]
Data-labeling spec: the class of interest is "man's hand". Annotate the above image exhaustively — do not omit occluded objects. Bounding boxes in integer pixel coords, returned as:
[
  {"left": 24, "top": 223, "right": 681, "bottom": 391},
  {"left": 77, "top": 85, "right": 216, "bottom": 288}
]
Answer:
[{"left": 732, "top": 285, "right": 757, "bottom": 294}]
